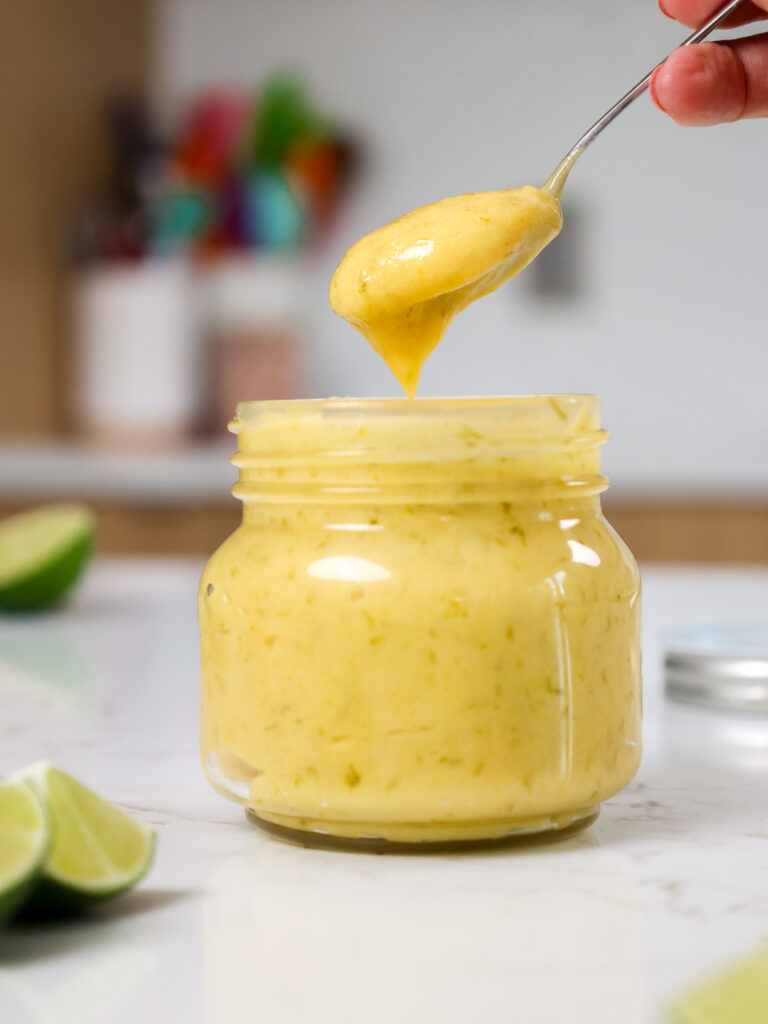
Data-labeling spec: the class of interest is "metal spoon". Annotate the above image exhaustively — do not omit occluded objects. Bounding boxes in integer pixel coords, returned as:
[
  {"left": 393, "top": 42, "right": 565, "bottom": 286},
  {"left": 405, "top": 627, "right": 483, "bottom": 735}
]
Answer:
[{"left": 544, "top": 0, "right": 748, "bottom": 196}]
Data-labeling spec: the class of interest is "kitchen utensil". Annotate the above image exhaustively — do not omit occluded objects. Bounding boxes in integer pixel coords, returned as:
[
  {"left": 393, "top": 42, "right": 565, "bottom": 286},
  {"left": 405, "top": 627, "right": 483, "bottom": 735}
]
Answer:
[{"left": 545, "top": 0, "right": 748, "bottom": 195}]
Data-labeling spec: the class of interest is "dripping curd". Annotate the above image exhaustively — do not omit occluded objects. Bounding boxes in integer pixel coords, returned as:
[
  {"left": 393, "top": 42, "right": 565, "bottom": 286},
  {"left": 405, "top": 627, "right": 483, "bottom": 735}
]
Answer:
[{"left": 329, "top": 185, "right": 562, "bottom": 395}]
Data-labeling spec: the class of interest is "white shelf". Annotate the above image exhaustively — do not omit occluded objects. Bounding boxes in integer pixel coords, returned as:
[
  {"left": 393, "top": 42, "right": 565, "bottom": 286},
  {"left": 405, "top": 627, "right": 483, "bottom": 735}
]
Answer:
[
  {"left": 0, "top": 441, "right": 236, "bottom": 506},
  {"left": 1, "top": 441, "right": 767, "bottom": 506}
]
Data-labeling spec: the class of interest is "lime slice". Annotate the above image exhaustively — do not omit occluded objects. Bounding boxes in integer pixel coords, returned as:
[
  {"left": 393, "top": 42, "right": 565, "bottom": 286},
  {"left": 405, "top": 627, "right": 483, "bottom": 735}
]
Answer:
[
  {"left": 0, "top": 504, "right": 95, "bottom": 612},
  {"left": 15, "top": 764, "right": 156, "bottom": 916},
  {"left": 0, "top": 781, "right": 49, "bottom": 921},
  {"left": 669, "top": 944, "right": 768, "bottom": 1024}
]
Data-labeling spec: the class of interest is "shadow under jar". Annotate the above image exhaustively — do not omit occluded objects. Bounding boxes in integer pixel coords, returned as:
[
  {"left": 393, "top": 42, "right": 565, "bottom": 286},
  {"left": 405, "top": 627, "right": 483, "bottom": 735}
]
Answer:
[{"left": 199, "top": 396, "right": 641, "bottom": 850}]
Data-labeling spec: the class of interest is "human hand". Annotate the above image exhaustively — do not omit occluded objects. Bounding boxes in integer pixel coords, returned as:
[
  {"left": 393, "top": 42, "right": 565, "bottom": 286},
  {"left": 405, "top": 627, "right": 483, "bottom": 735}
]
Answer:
[{"left": 651, "top": 0, "right": 768, "bottom": 123}]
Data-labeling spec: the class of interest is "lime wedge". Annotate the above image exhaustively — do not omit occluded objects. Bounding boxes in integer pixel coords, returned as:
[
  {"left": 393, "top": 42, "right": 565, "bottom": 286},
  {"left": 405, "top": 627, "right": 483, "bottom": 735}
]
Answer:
[
  {"left": 15, "top": 764, "right": 156, "bottom": 916},
  {"left": 0, "top": 504, "right": 95, "bottom": 612},
  {"left": 669, "top": 944, "right": 768, "bottom": 1024},
  {"left": 0, "top": 781, "right": 49, "bottom": 922}
]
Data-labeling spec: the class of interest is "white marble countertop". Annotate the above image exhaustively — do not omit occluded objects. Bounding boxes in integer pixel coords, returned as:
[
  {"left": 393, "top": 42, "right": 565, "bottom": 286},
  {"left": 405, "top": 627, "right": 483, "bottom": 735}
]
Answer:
[{"left": 0, "top": 559, "right": 767, "bottom": 1024}]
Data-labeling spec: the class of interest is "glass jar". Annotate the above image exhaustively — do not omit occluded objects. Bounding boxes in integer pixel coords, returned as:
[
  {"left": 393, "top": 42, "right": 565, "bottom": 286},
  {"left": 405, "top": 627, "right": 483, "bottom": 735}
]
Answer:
[{"left": 199, "top": 396, "right": 641, "bottom": 849}]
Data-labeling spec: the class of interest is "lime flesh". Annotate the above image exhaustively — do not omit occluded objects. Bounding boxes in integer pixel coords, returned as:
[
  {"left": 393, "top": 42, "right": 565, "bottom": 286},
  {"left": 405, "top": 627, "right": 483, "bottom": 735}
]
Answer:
[
  {"left": 669, "top": 945, "right": 768, "bottom": 1024},
  {"left": 0, "top": 782, "right": 49, "bottom": 921},
  {"left": 15, "top": 764, "right": 156, "bottom": 916},
  {"left": 0, "top": 504, "right": 95, "bottom": 612}
]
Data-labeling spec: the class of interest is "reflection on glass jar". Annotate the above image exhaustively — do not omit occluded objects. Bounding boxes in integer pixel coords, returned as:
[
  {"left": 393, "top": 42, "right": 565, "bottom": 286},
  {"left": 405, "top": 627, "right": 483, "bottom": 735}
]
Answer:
[{"left": 199, "top": 396, "right": 642, "bottom": 848}]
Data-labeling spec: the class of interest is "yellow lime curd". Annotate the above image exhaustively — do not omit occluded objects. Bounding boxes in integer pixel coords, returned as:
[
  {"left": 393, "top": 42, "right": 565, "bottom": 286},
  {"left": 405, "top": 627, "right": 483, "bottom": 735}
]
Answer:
[
  {"left": 199, "top": 396, "right": 641, "bottom": 847},
  {"left": 329, "top": 186, "right": 562, "bottom": 395}
]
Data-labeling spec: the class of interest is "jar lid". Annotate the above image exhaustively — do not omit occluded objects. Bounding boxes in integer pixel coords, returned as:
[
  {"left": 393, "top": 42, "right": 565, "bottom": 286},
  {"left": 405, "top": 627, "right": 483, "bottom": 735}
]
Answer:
[{"left": 665, "top": 622, "right": 768, "bottom": 713}]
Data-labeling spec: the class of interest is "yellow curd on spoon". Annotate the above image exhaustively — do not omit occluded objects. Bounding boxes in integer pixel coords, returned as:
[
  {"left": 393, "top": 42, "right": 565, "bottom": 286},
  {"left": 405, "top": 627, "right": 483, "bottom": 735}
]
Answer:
[{"left": 329, "top": 185, "right": 562, "bottom": 395}]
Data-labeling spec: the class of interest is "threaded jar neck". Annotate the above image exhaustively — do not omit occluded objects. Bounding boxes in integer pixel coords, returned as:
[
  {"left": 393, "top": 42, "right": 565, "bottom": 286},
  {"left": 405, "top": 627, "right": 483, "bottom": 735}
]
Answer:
[{"left": 230, "top": 396, "right": 609, "bottom": 505}]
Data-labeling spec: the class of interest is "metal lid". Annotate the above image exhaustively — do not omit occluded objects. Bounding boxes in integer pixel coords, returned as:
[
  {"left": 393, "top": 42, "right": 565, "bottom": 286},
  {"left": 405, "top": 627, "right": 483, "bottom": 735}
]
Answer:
[{"left": 665, "top": 622, "right": 768, "bottom": 713}]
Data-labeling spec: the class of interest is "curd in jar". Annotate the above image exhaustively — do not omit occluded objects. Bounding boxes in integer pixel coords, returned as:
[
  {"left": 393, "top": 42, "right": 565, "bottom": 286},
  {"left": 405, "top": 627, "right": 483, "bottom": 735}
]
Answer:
[{"left": 199, "top": 396, "right": 641, "bottom": 848}]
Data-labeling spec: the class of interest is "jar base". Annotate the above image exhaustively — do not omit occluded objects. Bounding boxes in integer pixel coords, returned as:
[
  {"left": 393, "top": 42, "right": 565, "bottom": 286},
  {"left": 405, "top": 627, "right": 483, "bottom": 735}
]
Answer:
[{"left": 245, "top": 805, "right": 599, "bottom": 853}]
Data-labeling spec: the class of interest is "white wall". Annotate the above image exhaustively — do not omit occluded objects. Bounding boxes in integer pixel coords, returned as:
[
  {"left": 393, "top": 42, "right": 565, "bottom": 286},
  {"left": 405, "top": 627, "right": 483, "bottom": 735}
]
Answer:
[{"left": 155, "top": 0, "right": 768, "bottom": 495}]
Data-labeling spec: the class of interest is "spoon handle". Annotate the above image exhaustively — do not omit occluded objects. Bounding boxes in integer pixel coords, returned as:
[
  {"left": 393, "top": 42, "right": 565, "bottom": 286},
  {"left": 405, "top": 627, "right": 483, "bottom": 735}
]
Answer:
[{"left": 545, "top": 0, "right": 748, "bottom": 195}]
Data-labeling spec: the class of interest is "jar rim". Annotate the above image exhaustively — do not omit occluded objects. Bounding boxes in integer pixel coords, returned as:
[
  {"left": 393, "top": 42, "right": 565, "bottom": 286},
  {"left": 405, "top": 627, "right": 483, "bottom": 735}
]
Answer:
[
  {"left": 230, "top": 395, "right": 608, "bottom": 503},
  {"left": 232, "top": 394, "right": 602, "bottom": 439}
]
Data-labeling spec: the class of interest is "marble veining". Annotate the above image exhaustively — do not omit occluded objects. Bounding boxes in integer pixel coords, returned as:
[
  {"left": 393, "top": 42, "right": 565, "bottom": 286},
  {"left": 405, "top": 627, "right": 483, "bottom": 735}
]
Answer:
[{"left": 0, "top": 559, "right": 767, "bottom": 1024}]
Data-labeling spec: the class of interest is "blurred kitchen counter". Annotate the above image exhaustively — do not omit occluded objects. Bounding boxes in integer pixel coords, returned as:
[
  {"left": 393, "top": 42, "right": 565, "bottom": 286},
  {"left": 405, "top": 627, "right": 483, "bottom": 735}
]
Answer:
[
  {"left": 1, "top": 441, "right": 767, "bottom": 562},
  {"left": 0, "top": 559, "right": 767, "bottom": 1023}
]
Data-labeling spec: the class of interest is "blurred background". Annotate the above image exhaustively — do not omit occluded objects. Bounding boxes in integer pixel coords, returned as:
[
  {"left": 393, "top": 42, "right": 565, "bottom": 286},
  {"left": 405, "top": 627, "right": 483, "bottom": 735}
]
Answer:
[{"left": 1, "top": 0, "right": 766, "bottom": 561}]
